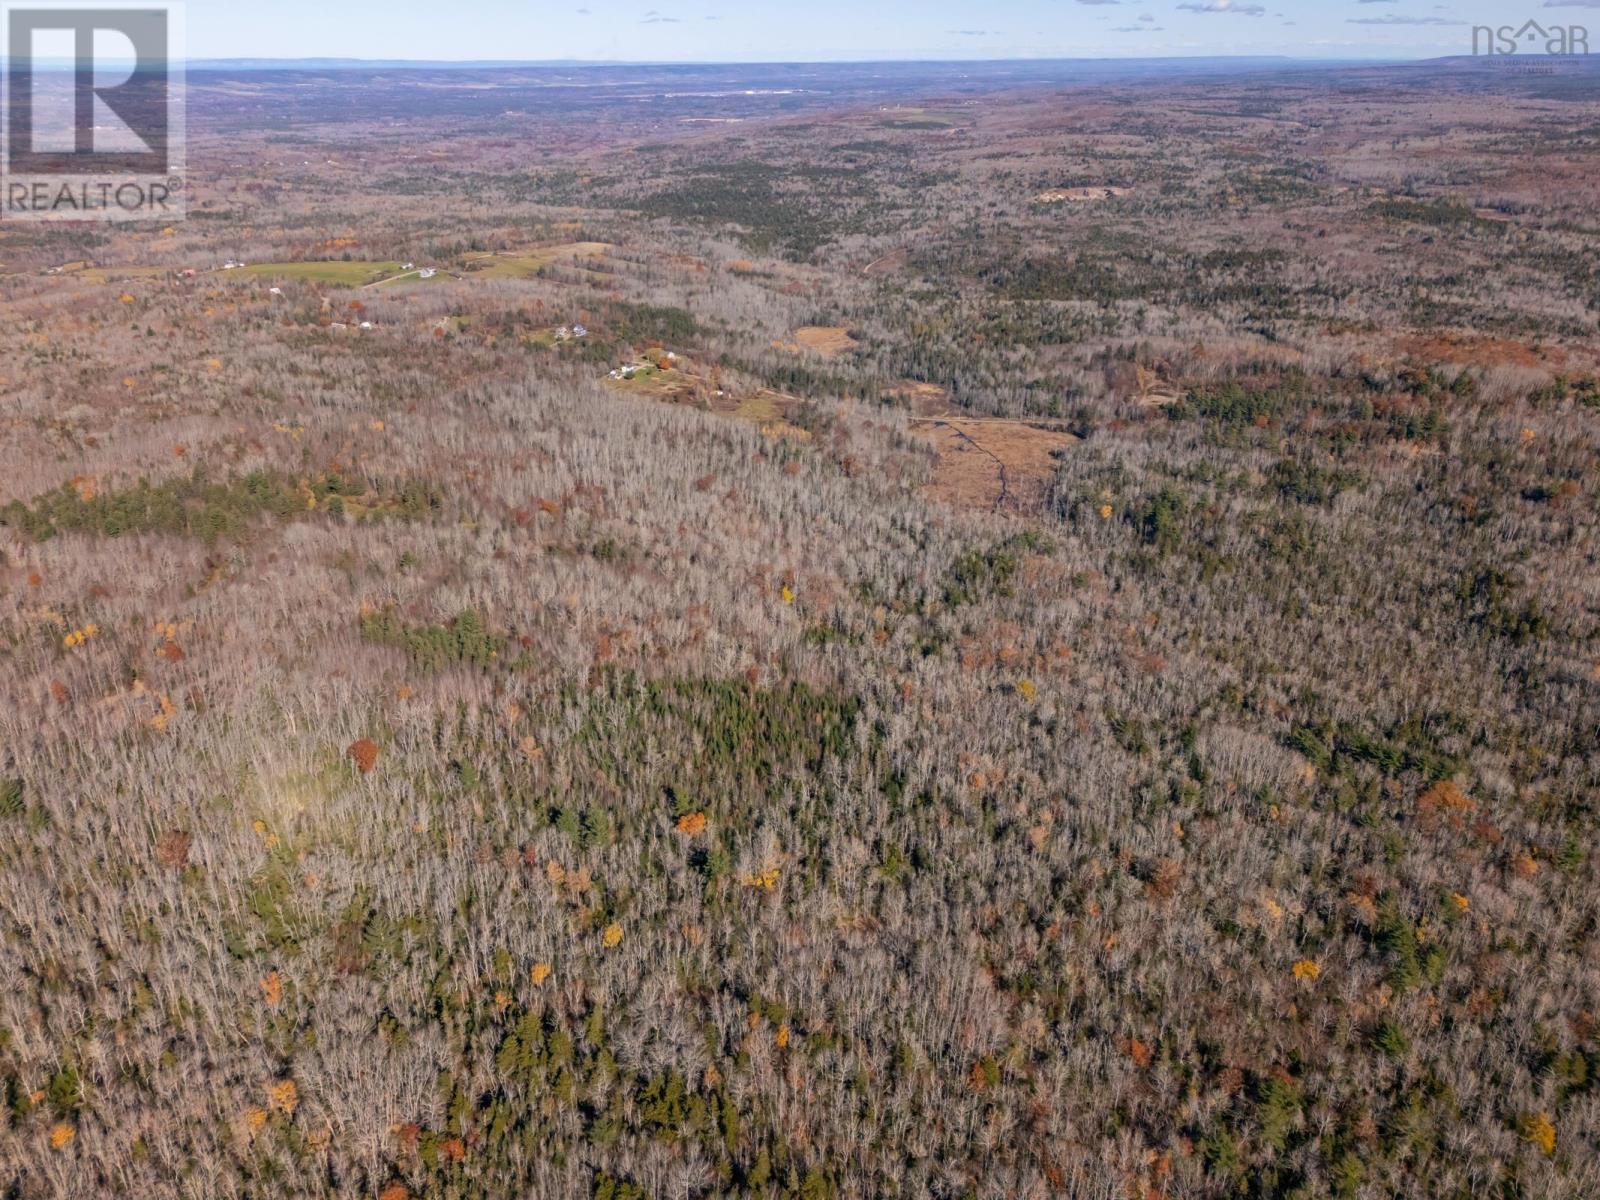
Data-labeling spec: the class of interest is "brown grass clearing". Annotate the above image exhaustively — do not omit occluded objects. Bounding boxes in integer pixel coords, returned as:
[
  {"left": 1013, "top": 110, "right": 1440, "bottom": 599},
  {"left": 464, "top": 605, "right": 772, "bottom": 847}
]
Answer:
[
  {"left": 1395, "top": 332, "right": 1564, "bottom": 372},
  {"left": 885, "top": 380, "right": 955, "bottom": 418},
  {"left": 791, "top": 326, "right": 859, "bottom": 358},
  {"left": 1035, "top": 186, "right": 1132, "bottom": 204},
  {"left": 911, "top": 418, "right": 1078, "bottom": 514}
]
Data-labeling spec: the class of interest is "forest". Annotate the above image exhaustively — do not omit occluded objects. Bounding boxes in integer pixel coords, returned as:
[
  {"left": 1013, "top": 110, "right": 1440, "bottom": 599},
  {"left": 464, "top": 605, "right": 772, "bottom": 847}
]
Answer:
[{"left": 0, "top": 55, "right": 1598, "bottom": 1200}]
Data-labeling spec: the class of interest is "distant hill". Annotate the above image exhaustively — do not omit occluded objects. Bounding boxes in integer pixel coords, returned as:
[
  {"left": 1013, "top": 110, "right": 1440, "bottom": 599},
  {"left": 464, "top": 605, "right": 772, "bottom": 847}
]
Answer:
[{"left": 187, "top": 58, "right": 632, "bottom": 70}]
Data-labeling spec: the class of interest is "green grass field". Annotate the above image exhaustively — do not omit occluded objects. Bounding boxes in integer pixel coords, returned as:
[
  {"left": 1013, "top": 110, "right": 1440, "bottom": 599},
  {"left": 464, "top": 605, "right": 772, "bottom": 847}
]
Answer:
[
  {"left": 370, "top": 269, "right": 453, "bottom": 289},
  {"left": 462, "top": 241, "right": 611, "bottom": 280},
  {"left": 232, "top": 261, "right": 405, "bottom": 285},
  {"left": 605, "top": 363, "right": 695, "bottom": 397}
]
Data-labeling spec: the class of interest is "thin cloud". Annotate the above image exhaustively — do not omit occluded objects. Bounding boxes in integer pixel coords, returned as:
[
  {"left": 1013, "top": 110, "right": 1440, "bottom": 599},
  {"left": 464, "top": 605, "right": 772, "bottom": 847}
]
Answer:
[
  {"left": 1176, "top": 1, "right": 1266, "bottom": 14},
  {"left": 1347, "top": 13, "right": 1468, "bottom": 24}
]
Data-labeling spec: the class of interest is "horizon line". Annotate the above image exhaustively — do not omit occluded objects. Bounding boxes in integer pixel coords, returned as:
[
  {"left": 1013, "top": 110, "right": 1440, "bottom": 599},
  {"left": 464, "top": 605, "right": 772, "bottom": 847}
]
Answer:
[{"left": 18, "top": 51, "right": 1456, "bottom": 69}]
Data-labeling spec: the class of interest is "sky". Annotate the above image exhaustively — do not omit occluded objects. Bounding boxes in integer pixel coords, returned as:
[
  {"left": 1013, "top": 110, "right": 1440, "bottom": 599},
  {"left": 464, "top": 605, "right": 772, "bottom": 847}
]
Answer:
[{"left": 182, "top": 0, "right": 1600, "bottom": 63}]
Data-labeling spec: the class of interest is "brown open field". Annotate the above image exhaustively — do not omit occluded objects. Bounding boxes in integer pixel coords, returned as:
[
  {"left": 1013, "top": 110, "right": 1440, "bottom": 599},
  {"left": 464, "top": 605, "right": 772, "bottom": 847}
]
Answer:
[
  {"left": 1034, "top": 185, "right": 1132, "bottom": 203},
  {"left": 884, "top": 379, "right": 954, "bottom": 416},
  {"left": 1394, "top": 331, "right": 1587, "bottom": 372},
  {"left": 791, "top": 325, "right": 859, "bottom": 357},
  {"left": 912, "top": 418, "right": 1079, "bottom": 513}
]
